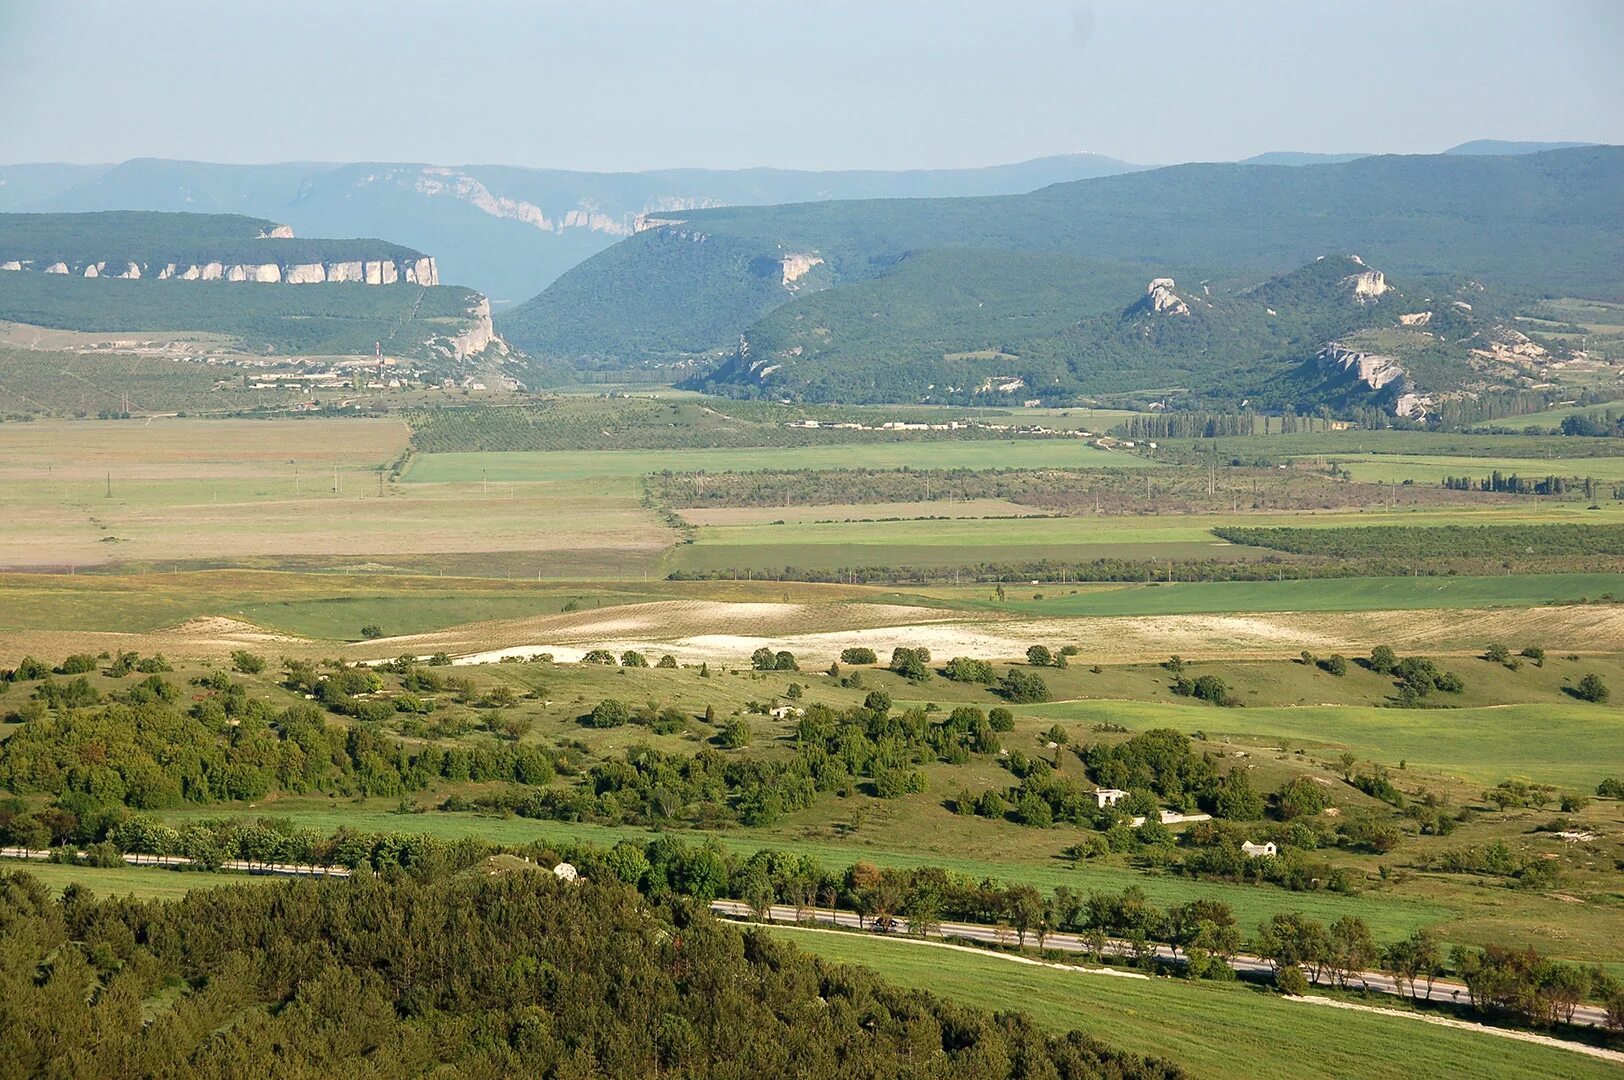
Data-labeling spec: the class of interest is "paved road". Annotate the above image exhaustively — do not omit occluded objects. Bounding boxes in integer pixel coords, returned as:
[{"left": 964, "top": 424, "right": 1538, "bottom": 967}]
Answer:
[
  {"left": 711, "top": 900, "right": 1612, "bottom": 1030},
  {"left": 1, "top": 848, "right": 1605, "bottom": 1029},
  {"left": 2, "top": 846, "right": 353, "bottom": 878}
]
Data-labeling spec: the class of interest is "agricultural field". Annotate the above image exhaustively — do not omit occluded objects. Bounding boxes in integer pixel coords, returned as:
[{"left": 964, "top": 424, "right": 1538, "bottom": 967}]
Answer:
[
  {"left": 402, "top": 439, "right": 1145, "bottom": 483},
  {"left": 1320, "top": 453, "right": 1624, "bottom": 485},
  {"left": 5, "top": 395, "right": 1624, "bottom": 1060},
  {"left": 0, "top": 416, "right": 673, "bottom": 574},
  {"left": 780, "top": 929, "right": 1623, "bottom": 1080}
]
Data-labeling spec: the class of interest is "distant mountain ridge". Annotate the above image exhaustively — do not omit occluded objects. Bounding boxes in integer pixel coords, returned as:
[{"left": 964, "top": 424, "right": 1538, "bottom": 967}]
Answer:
[
  {"left": 498, "top": 146, "right": 1623, "bottom": 412},
  {"left": 1, "top": 141, "right": 1589, "bottom": 305},
  {"left": 0, "top": 154, "right": 1147, "bottom": 303}
]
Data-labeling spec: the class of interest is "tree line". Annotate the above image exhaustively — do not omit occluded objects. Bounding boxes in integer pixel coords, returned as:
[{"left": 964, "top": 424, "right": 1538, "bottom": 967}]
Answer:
[{"left": 0, "top": 868, "right": 1184, "bottom": 1079}]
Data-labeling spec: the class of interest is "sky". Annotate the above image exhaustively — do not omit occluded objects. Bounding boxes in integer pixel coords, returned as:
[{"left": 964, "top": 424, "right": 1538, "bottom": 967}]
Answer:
[{"left": 2, "top": 0, "right": 1620, "bottom": 171}]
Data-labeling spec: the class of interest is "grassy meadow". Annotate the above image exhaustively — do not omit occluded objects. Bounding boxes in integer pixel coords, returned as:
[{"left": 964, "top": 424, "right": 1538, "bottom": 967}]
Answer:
[{"left": 778, "top": 929, "right": 1622, "bottom": 1080}]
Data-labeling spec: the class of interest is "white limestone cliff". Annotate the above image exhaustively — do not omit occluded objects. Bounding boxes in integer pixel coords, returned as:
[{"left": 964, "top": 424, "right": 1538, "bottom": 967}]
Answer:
[
  {"left": 1342, "top": 268, "right": 1390, "bottom": 302},
  {"left": 1316, "top": 344, "right": 1433, "bottom": 418},
  {"left": 1145, "top": 278, "right": 1190, "bottom": 316},
  {"left": 781, "top": 253, "right": 823, "bottom": 289},
  {"left": 442, "top": 296, "right": 504, "bottom": 360}
]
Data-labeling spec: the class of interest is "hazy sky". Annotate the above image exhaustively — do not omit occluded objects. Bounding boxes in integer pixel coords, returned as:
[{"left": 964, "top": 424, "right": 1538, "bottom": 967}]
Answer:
[{"left": 3, "top": 0, "right": 1620, "bottom": 170}]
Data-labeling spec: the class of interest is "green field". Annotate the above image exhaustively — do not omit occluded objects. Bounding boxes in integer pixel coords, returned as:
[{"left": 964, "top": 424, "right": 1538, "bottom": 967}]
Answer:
[
  {"left": 777, "top": 929, "right": 1620, "bottom": 1080},
  {"left": 663, "top": 500, "right": 1624, "bottom": 576},
  {"left": 977, "top": 573, "right": 1624, "bottom": 617},
  {"left": 1014, "top": 698, "right": 1624, "bottom": 788},
  {"left": 4, "top": 860, "right": 258, "bottom": 899},
  {"left": 155, "top": 802, "right": 1453, "bottom": 942},
  {"left": 401, "top": 440, "right": 1152, "bottom": 483},
  {"left": 1318, "top": 453, "right": 1624, "bottom": 485}
]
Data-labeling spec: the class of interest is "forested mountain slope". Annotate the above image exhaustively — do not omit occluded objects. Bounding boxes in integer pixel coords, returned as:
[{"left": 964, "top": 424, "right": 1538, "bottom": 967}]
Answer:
[{"left": 502, "top": 146, "right": 1624, "bottom": 406}]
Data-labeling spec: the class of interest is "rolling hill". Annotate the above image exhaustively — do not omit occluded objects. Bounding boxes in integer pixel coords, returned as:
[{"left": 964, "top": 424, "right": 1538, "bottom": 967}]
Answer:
[{"left": 500, "top": 146, "right": 1624, "bottom": 409}]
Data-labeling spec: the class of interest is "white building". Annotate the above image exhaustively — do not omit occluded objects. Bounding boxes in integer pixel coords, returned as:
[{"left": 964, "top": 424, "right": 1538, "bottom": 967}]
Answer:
[
  {"left": 1241, "top": 841, "right": 1278, "bottom": 858},
  {"left": 1093, "top": 787, "right": 1129, "bottom": 808}
]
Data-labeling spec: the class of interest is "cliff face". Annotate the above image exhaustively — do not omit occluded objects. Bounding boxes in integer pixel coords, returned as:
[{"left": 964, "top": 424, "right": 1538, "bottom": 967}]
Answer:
[
  {"left": 2, "top": 254, "right": 439, "bottom": 286},
  {"left": 1316, "top": 344, "right": 1432, "bottom": 418},
  {"left": 446, "top": 296, "right": 503, "bottom": 360}
]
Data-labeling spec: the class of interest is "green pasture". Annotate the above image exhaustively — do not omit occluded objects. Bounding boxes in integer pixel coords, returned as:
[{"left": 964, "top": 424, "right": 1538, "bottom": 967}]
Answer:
[
  {"left": 3, "top": 860, "right": 257, "bottom": 900},
  {"left": 401, "top": 440, "right": 1152, "bottom": 484},
  {"left": 1014, "top": 698, "right": 1624, "bottom": 789},
  {"left": 973, "top": 573, "right": 1624, "bottom": 617},
  {"left": 155, "top": 802, "right": 1451, "bottom": 942},
  {"left": 778, "top": 929, "right": 1620, "bottom": 1080},
  {"left": 1470, "top": 399, "right": 1624, "bottom": 432},
  {"left": 1317, "top": 454, "right": 1624, "bottom": 485}
]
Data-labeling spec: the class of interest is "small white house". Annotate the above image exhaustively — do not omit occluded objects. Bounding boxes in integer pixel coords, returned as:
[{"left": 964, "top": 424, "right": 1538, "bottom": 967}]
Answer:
[
  {"left": 1241, "top": 841, "right": 1278, "bottom": 859},
  {"left": 1093, "top": 787, "right": 1129, "bottom": 808}
]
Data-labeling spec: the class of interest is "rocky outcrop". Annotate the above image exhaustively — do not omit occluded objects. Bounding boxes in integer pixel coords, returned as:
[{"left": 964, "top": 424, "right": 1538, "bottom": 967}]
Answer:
[
  {"left": 444, "top": 296, "right": 502, "bottom": 360},
  {"left": 1143, "top": 278, "right": 1190, "bottom": 316},
  {"left": 29, "top": 255, "right": 440, "bottom": 286},
  {"left": 1342, "top": 267, "right": 1390, "bottom": 302},
  {"left": 1316, "top": 344, "right": 1432, "bottom": 418},
  {"left": 1398, "top": 311, "right": 1432, "bottom": 326},
  {"left": 781, "top": 253, "right": 823, "bottom": 289}
]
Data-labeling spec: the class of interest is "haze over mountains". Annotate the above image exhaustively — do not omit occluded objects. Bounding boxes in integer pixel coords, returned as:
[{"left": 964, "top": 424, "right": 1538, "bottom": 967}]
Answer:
[{"left": 0, "top": 140, "right": 1588, "bottom": 306}]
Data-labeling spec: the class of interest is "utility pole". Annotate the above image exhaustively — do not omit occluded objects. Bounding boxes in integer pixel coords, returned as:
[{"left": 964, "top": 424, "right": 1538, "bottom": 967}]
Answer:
[{"left": 105, "top": 471, "right": 111, "bottom": 498}]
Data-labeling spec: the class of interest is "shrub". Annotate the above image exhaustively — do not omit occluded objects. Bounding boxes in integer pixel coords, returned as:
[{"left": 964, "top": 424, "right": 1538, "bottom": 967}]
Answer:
[
  {"left": 581, "top": 649, "right": 617, "bottom": 665},
  {"left": 4, "top": 656, "right": 50, "bottom": 681},
  {"left": 719, "top": 718, "right": 752, "bottom": 748},
  {"left": 620, "top": 651, "right": 649, "bottom": 668},
  {"left": 1574, "top": 673, "right": 1610, "bottom": 703},
  {"left": 889, "top": 647, "right": 930, "bottom": 682},
  {"left": 1316, "top": 654, "right": 1347, "bottom": 676},
  {"left": 1176, "top": 674, "right": 1239, "bottom": 707},
  {"left": 1368, "top": 645, "right": 1398, "bottom": 674},
  {"left": 1484, "top": 642, "right": 1511, "bottom": 665},
  {"left": 1276, "top": 777, "right": 1330, "bottom": 820},
  {"left": 587, "top": 699, "right": 630, "bottom": 728},
  {"left": 359, "top": 625, "right": 383, "bottom": 640},
  {"left": 230, "top": 650, "right": 266, "bottom": 675},
  {"left": 774, "top": 651, "right": 798, "bottom": 672},
  {"left": 1598, "top": 778, "right": 1624, "bottom": 798},
  {"left": 656, "top": 654, "right": 678, "bottom": 669},
  {"left": 55, "top": 654, "right": 98, "bottom": 675},
  {"left": 1519, "top": 645, "right": 1545, "bottom": 665},
  {"left": 1025, "top": 645, "right": 1054, "bottom": 667},
  {"left": 839, "top": 647, "right": 877, "bottom": 665},
  {"left": 987, "top": 707, "right": 1015, "bottom": 731},
  {"left": 943, "top": 656, "right": 996, "bottom": 683},
  {"left": 997, "top": 670, "right": 1050, "bottom": 704},
  {"left": 1275, "top": 965, "right": 1310, "bottom": 995}
]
